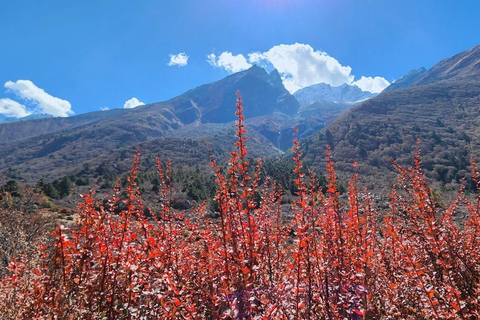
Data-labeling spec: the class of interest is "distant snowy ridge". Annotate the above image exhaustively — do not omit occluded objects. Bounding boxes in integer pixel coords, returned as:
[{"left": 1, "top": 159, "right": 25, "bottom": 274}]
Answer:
[{"left": 294, "top": 83, "right": 377, "bottom": 106}]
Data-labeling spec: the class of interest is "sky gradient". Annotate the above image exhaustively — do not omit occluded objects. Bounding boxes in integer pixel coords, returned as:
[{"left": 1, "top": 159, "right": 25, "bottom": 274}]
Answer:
[{"left": 1, "top": 0, "right": 480, "bottom": 117}]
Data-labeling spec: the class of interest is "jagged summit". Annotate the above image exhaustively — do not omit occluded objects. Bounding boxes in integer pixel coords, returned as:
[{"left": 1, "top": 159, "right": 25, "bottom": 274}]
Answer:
[
  {"left": 268, "top": 69, "right": 284, "bottom": 88},
  {"left": 143, "top": 65, "right": 299, "bottom": 124}
]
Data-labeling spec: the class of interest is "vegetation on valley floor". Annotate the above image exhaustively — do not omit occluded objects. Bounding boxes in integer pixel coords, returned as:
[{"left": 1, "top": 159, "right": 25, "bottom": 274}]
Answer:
[{"left": 1, "top": 92, "right": 480, "bottom": 318}]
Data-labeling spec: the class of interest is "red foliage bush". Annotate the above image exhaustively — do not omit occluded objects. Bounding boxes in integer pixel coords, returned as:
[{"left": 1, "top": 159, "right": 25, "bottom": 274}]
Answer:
[{"left": 1, "top": 92, "right": 480, "bottom": 319}]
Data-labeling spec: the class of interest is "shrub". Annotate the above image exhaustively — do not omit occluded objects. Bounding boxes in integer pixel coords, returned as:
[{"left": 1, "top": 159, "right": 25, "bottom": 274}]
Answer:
[{"left": 1, "top": 92, "right": 480, "bottom": 318}]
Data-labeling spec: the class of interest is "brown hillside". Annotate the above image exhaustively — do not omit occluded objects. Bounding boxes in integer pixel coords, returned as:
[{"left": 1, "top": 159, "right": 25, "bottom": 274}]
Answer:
[{"left": 303, "top": 79, "right": 480, "bottom": 193}]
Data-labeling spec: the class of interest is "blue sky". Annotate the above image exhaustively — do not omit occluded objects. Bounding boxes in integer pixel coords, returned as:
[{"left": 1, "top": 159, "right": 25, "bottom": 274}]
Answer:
[{"left": 1, "top": 0, "right": 479, "bottom": 117}]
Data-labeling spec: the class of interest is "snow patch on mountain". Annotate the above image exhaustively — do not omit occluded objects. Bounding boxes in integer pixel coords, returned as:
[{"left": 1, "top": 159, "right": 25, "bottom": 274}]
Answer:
[{"left": 293, "top": 83, "right": 377, "bottom": 106}]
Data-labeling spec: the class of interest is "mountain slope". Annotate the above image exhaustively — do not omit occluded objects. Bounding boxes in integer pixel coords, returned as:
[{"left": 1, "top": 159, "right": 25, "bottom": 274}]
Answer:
[
  {"left": 0, "top": 109, "right": 125, "bottom": 144},
  {"left": 385, "top": 45, "right": 480, "bottom": 93},
  {"left": 144, "top": 65, "right": 299, "bottom": 124},
  {"left": 413, "top": 44, "right": 480, "bottom": 85},
  {"left": 0, "top": 66, "right": 297, "bottom": 181},
  {"left": 0, "top": 66, "right": 299, "bottom": 146},
  {"left": 383, "top": 67, "right": 427, "bottom": 92},
  {"left": 302, "top": 45, "right": 480, "bottom": 193},
  {"left": 291, "top": 83, "right": 378, "bottom": 147},
  {"left": 0, "top": 113, "right": 53, "bottom": 124}
]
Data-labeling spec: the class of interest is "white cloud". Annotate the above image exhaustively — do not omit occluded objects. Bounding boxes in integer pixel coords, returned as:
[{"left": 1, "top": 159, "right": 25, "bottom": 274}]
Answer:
[
  {"left": 168, "top": 52, "right": 189, "bottom": 67},
  {"left": 248, "top": 43, "right": 354, "bottom": 93},
  {"left": 207, "top": 52, "right": 252, "bottom": 73},
  {"left": 0, "top": 98, "right": 32, "bottom": 118},
  {"left": 4, "top": 80, "right": 73, "bottom": 117},
  {"left": 100, "top": 106, "right": 109, "bottom": 111},
  {"left": 123, "top": 97, "right": 145, "bottom": 109},
  {"left": 207, "top": 43, "right": 390, "bottom": 94},
  {"left": 352, "top": 76, "right": 390, "bottom": 93}
]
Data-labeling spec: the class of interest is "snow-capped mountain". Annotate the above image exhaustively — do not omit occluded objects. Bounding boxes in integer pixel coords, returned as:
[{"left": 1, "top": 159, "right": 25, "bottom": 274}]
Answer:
[{"left": 293, "top": 83, "right": 377, "bottom": 106}]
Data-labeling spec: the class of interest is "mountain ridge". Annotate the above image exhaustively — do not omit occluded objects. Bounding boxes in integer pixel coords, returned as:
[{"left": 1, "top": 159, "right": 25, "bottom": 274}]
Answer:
[
  {"left": 0, "top": 66, "right": 300, "bottom": 181},
  {"left": 294, "top": 82, "right": 377, "bottom": 105},
  {"left": 385, "top": 45, "right": 480, "bottom": 93},
  {"left": 302, "top": 44, "right": 480, "bottom": 193}
]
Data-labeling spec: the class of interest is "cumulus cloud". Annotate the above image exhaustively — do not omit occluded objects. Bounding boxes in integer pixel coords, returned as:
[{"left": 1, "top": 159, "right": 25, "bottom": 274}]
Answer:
[
  {"left": 207, "top": 52, "right": 252, "bottom": 73},
  {"left": 123, "top": 97, "right": 145, "bottom": 109},
  {"left": 0, "top": 98, "right": 32, "bottom": 118},
  {"left": 100, "top": 106, "right": 109, "bottom": 111},
  {"left": 352, "top": 76, "right": 390, "bottom": 93},
  {"left": 249, "top": 43, "right": 354, "bottom": 93},
  {"left": 4, "top": 80, "right": 73, "bottom": 117},
  {"left": 207, "top": 43, "right": 390, "bottom": 94},
  {"left": 168, "top": 52, "right": 189, "bottom": 67}
]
